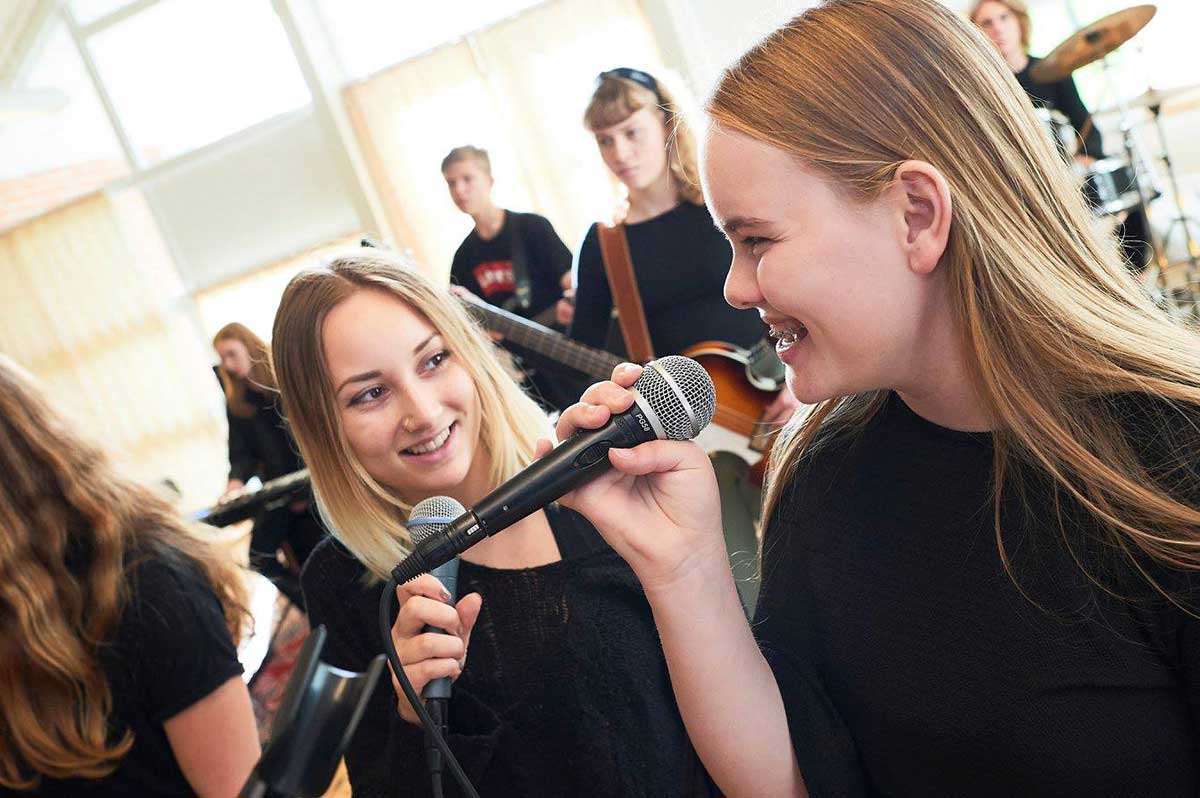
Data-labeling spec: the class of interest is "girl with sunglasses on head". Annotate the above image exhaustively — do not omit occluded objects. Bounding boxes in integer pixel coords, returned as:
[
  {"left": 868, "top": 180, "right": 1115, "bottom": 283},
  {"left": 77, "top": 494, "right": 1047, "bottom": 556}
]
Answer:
[
  {"left": 574, "top": 68, "right": 800, "bottom": 612},
  {"left": 271, "top": 251, "right": 713, "bottom": 798},
  {"left": 556, "top": 1, "right": 1200, "bottom": 795}
]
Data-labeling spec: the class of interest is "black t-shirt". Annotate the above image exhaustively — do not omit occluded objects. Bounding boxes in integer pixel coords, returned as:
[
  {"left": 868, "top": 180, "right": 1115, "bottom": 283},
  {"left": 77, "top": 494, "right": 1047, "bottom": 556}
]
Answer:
[
  {"left": 570, "top": 202, "right": 763, "bottom": 358},
  {"left": 301, "top": 505, "right": 711, "bottom": 798},
  {"left": 756, "top": 392, "right": 1200, "bottom": 797},
  {"left": 1015, "top": 55, "right": 1104, "bottom": 159},
  {"left": 450, "top": 210, "right": 572, "bottom": 319},
  {"left": 12, "top": 546, "right": 245, "bottom": 797}
]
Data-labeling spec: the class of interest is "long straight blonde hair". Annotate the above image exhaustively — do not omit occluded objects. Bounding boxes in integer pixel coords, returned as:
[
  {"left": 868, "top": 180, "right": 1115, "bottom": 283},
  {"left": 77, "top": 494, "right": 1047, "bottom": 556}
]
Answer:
[
  {"left": 708, "top": 0, "right": 1200, "bottom": 594},
  {"left": 271, "top": 251, "right": 552, "bottom": 581},
  {"left": 0, "top": 356, "right": 247, "bottom": 790}
]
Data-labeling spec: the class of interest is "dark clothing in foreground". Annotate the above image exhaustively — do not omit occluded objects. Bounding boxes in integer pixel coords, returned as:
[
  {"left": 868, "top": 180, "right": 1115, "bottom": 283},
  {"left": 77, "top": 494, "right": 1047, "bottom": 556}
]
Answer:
[
  {"left": 301, "top": 505, "right": 710, "bottom": 798},
  {"left": 756, "top": 391, "right": 1200, "bottom": 797}
]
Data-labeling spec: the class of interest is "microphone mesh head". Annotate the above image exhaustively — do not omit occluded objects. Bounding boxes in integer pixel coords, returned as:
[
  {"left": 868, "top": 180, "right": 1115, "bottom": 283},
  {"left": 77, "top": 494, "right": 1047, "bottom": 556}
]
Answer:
[
  {"left": 407, "top": 496, "right": 467, "bottom": 544},
  {"left": 632, "top": 356, "right": 717, "bottom": 441}
]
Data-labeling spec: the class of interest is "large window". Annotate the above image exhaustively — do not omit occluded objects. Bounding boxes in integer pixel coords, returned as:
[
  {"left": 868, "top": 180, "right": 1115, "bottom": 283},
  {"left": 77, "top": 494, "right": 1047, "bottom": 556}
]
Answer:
[
  {"left": 0, "top": 22, "right": 127, "bottom": 230},
  {"left": 85, "top": 0, "right": 312, "bottom": 165}
]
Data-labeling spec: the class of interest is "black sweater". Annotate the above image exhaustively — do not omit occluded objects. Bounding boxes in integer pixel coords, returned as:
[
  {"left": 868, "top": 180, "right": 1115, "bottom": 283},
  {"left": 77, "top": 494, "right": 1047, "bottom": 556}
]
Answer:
[
  {"left": 756, "top": 392, "right": 1200, "bottom": 797},
  {"left": 301, "top": 506, "right": 710, "bottom": 798},
  {"left": 570, "top": 202, "right": 763, "bottom": 357}
]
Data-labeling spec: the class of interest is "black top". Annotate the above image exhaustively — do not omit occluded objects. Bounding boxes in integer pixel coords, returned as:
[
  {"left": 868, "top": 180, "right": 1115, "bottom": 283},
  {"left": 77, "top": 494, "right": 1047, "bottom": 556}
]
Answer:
[
  {"left": 450, "top": 210, "right": 572, "bottom": 319},
  {"left": 14, "top": 546, "right": 245, "bottom": 797},
  {"left": 570, "top": 202, "right": 763, "bottom": 357},
  {"left": 301, "top": 505, "right": 710, "bottom": 798},
  {"left": 756, "top": 392, "right": 1200, "bottom": 797},
  {"left": 226, "top": 384, "right": 303, "bottom": 484},
  {"left": 1015, "top": 55, "right": 1104, "bottom": 159}
]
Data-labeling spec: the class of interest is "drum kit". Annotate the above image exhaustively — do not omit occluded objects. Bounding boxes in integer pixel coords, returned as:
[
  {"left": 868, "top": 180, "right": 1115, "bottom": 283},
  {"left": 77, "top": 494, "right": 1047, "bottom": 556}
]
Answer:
[{"left": 1026, "top": 4, "right": 1200, "bottom": 308}]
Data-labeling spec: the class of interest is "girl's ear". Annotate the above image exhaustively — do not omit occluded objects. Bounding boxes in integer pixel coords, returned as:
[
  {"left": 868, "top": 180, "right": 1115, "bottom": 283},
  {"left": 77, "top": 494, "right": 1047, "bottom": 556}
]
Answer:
[{"left": 889, "top": 160, "right": 952, "bottom": 275}]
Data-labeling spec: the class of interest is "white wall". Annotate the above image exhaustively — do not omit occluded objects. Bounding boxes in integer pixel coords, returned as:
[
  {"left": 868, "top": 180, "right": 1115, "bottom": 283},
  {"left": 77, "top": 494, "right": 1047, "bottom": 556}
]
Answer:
[{"left": 643, "top": 0, "right": 805, "bottom": 98}]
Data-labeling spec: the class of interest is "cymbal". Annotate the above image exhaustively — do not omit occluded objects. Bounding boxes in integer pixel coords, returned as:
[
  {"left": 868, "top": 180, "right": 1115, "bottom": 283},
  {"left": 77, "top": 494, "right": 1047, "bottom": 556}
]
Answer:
[
  {"left": 1029, "top": 5, "right": 1156, "bottom": 83},
  {"left": 1092, "top": 85, "right": 1200, "bottom": 117}
]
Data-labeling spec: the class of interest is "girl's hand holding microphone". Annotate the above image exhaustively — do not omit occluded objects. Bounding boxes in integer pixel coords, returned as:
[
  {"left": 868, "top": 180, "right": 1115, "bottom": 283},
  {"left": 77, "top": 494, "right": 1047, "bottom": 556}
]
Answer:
[
  {"left": 540, "top": 362, "right": 730, "bottom": 599},
  {"left": 389, "top": 574, "right": 482, "bottom": 725}
]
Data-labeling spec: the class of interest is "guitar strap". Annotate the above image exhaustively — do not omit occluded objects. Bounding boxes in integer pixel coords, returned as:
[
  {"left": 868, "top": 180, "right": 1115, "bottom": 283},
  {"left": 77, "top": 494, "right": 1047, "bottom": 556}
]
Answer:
[{"left": 596, "top": 222, "right": 655, "bottom": 363}]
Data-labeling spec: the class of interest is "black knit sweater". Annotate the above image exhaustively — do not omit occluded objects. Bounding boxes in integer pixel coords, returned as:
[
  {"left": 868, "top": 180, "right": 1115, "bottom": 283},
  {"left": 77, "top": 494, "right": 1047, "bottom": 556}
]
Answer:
[{"left": 301, "top": 505, "right": 711, "bottom": 798}]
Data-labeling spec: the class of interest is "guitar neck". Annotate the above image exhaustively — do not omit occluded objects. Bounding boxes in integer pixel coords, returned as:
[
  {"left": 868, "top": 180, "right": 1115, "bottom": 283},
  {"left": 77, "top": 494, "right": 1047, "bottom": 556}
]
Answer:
[{"left": 461, "top": 295, "right": 622, "bottom": 379}]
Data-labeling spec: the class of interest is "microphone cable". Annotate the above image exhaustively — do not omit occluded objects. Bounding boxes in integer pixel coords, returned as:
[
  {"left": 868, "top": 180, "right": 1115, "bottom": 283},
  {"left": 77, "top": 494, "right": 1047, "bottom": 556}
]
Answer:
[{"left": 379, "top": 574, "right": 480, "bottom": 798}]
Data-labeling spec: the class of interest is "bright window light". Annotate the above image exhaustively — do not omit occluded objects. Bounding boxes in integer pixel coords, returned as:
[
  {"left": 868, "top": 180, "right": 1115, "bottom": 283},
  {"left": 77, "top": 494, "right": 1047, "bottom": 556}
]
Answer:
[{"left": 87, "top": 0, "right": 312, "bottom": 165}]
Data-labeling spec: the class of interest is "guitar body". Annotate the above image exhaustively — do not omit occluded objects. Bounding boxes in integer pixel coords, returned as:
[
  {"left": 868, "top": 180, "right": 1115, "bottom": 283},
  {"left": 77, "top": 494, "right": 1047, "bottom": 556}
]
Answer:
[
  {"left": 682, "top": 341, "right": 781, "bottom": 485},
  {"left": 683, "top": 341, "right": 779, "bottom": 438}
]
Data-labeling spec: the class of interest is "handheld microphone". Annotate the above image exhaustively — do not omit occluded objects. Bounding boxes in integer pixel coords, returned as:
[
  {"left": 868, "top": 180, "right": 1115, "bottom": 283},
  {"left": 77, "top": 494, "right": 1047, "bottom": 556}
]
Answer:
[
  {"left": 406, "top": 496, "right": 466, "bottom": 785},
  {"left": 392, "top": 356, "right": 716, "bottom": 583}
]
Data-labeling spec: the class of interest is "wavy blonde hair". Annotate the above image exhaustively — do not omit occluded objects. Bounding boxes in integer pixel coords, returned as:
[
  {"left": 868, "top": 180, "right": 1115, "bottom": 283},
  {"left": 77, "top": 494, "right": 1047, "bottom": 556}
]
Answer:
[
  {"left": 213, "top": 321, "right": 276, "bottom": 418},
  {"left": 708, "top": 0, "right": 1200, "bottom": 597},
  {"left": 271, "top": 251, "right": 552, "bottom": 581},
  {"left": 0, "top": 356, "right": 247, "bottom": 790},
  {"left": 584, "top": 70, "right": 705, "bottom": 209}
]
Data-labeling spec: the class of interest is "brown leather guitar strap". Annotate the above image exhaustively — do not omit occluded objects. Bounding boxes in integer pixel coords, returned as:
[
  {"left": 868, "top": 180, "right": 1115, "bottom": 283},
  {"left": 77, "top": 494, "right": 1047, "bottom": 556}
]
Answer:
[{"left": 596, "top": 222, "right": 655, "bottom": 363}]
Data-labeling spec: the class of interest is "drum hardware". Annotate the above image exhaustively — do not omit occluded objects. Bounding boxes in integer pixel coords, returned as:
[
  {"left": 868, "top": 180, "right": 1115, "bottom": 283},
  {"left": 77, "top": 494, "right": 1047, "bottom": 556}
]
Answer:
[
  {"left": 1031, "top": 4, "right": 1200, "bottom": 285},
  {"left": 1091, "top": 84, "right": 1200, "bottom": 118},
  {"left": 1142, "top": 94, "right": 1200, "bottom": 276}
]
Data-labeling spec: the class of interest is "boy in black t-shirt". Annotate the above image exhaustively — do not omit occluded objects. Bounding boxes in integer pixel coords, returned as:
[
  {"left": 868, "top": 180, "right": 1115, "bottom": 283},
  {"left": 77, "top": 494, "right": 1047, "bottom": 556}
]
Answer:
[{"left": 442, "top": 145, "right": 585, "bottom": 409}]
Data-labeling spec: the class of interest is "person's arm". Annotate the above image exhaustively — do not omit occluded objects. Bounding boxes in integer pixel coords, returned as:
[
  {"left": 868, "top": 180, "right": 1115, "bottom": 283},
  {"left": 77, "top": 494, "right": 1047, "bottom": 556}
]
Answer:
[
  {"left": 1055, "top": 76, "right": 1103, "bottom": 159},
  {"left": 164, "top": 676, "right": 259, "bottom": 798},
  {"left": 550, "top": 366, "right": 806, "bottom": 797},
  {"left": 537, "top": 214, "right": 574, "bottom": 286},
  {"left": 567, "top": 226, "right": 613, "bottom": 350},
  {"left": 129, "top": 555, "right": 255, "bottom": 797}
]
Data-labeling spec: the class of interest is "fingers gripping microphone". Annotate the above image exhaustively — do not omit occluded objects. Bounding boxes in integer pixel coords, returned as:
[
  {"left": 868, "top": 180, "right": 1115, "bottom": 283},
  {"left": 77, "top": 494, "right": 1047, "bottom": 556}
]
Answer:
[
  {"left": 392, "top": 356, "right": 717, "bottom": 583},
  {"left": 407, "top": 497, "right": 465, "bottom": 704},
  {"left": 406, "top": 497, "right": 467, "bottom": 785}
]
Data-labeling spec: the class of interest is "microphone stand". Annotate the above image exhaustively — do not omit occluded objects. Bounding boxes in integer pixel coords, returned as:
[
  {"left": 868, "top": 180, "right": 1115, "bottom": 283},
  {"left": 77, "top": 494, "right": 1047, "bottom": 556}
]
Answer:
[{"left": 240, "top": 626, "right": 385, "bottom": 798}]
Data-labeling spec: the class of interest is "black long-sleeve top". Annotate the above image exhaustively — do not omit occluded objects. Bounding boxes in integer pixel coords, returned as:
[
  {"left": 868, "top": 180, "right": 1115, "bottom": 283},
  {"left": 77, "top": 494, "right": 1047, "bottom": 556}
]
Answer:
[
  {"left": 301, "top": 505, "right": 711, "bottom": 798},
  {"left": 756, "top": 392, "right": 1200, "bottom": 796},
  {"left": 226, "top": 385, "right": 302, "bottom": 484},
  {"left": 570, "top": 202, "right": 763, "bottom": 357},
  {"left": 1016, "top": 55, "right": 1104, "bottom": 159}
]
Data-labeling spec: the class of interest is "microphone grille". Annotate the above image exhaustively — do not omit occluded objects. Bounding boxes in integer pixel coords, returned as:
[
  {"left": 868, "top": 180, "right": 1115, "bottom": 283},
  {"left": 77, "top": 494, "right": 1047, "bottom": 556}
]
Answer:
[
  {"left": 407, "top": 495, "right": 467, "bottom": 544},
  {"left": 632, "top": 355, "right": 717, "bottom": 441}
]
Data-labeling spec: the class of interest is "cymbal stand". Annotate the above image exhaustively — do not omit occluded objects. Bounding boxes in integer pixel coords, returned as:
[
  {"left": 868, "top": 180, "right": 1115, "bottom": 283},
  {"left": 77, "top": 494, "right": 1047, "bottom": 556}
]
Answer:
[
  {"left": 1093, "top": 53, "right": 1185, "bottom": 309},
  {"left": 1147, "top": 97, "right": 1200, "bottom": 278}
]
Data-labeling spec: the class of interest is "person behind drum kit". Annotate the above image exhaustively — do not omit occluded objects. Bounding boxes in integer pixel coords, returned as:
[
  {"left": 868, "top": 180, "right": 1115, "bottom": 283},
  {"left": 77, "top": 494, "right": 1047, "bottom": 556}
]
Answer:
[
  {"left": 443, "top": 145, "right": 584, "bottom": 412},
  {"left": 970, "top": 0, "right": 1151, "bottom": 269},
  {"left": 0, "top": 355, "right": 258, "bottom": 797},
  {"left": 214, "top": 322, "right": 324, "bottom": 608},
  {"left": 271, "top": 250, "right": 711, "bottom": 798},
  {"left": 554, "top": 0, "right": 1200, "bottom": 794}
]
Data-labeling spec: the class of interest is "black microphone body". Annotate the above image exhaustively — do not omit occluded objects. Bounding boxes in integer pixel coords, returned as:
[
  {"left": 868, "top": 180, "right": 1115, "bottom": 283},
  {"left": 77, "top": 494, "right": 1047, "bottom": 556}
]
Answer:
[
  {"left": 406, "top": 496, "right": 468, "bottom": 787},
  {"left": 393, "top": 356, "right": 716, "bottom": 583}
]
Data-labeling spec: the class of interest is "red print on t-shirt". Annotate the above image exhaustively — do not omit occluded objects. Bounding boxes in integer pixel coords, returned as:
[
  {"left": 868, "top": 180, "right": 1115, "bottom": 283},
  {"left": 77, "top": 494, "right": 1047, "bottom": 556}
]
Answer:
[{"left": 472, "top": 260, "right": 516, "bottom": 298}]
